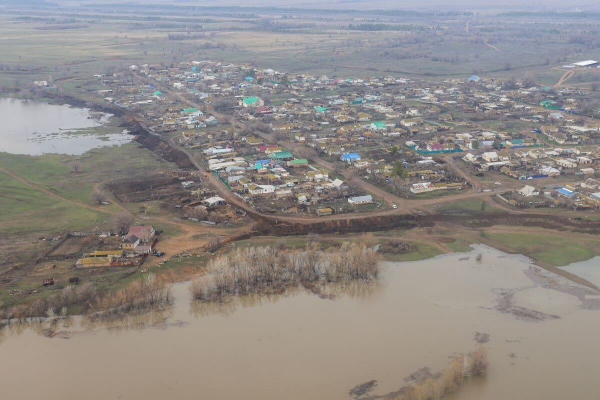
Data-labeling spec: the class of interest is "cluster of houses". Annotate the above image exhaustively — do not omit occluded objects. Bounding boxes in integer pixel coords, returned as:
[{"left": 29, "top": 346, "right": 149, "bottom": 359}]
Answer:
[
  {"left": 86, "top": 59, "right": 600, "bottom": 213},
  {"left": 462, "top": 145, "right": 600, "bottom": 181},
  {"left": 501, "top": 178, "right": 600, "bottom": 210},
  {"left": 76, "top": 226, "right": 157, "bottom": 268}
]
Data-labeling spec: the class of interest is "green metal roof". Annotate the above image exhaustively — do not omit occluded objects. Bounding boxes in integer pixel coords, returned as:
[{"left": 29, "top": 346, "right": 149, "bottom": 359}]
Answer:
[
  {"left": 269, "top": 151, "right": 293, "bottom": 159},
  {"left": 243, "top": 97, "right": 260, "bottom": 105}
]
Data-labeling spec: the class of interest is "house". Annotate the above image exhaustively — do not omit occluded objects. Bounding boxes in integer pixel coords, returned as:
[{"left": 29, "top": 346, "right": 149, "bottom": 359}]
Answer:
[
  {"left": 204, "top": 147, "right": 233, "bottom": 156},
  {"left": 124, "top": 225, "right": 155, "bottom": 243},
  {"left": 482, "top": 152, "right": 499, "bottom": 162},
  {"left": 340, "top": 153, "right": 361, "bottom": 163},
  {"left": 205, "top": 116, "right": 219, "bottom": 126},
  {"left": 557, "top": 188, "right": 576, "bottom": 198},
  {"left": 410, "top": 182, "right": 435, "bottom": 194},
  {"left": 275, "top": 189, "right": 293, "bottom": 198},
  {"left": 122, "top": 235, "right": 140, "bottom": 252},
  {"left": 76, "top": 257, "right": 113, "bottom": 268},
  {"left": 331, "top": 179, "right": 345, "bottom": 189},
  {"left": 348, "top": 195, "right": 373, "bottom": 205},
  {"left": 269, "top": 151, "right": 294, "bottom": 160},
  {"left": 370, "top": 121, "right": 387, "bottom": 130},
  {"left": 241, "top": 97, "right": 264, "bottom": 108},
  {"left": 401, "top": 118, "right": 423, "bottom": 127},
  {"left": 518, "top": 185, "right": 539, "bottom": 197},
  {"left": 203, "top": 196, "right": 226, "bottom": 208},
  {"left": 556, "top": 159, "right": 578, "bottom": 169},
  {"left": 317, "top": 207, "right": 334, "bottom": 216},
  {"left": 288, "top": 158, "right": 308, "bottom": 167},
  {"left": 247, "top": 184, "right": 275, "bottom": 195}
]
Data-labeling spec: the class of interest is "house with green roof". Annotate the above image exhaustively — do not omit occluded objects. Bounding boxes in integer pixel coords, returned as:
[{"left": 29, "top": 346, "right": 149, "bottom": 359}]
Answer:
[
  {"left": 269, "top": 151, "right": 293, "bottom": 160},
  {"left": 370, "top": 121, "right": 387, "bottom": 130},
  {"left": 241, "top": 97, "right": 264, "bottom": 108},
  {"left": 288, "top": 158, "right": 308, "bottom": 167}
]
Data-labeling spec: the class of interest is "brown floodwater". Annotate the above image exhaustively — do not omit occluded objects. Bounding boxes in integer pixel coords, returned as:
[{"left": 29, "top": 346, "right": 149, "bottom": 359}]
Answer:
[{"left": 1, "top": 245, "right": 600, "bottom": 400}]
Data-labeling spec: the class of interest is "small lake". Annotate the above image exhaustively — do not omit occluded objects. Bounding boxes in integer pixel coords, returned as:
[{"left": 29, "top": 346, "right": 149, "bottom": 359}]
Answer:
[
  {"left": 1, "top": 245, "right": 600, "bottom": 400},
  {"left": 0, "top": 98, "right": 133, "bottom": 156}
]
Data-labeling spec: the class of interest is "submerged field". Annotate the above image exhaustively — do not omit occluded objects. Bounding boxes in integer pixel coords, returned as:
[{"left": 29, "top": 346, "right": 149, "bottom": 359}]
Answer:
[{"left": 2, "top": 246, "right": 600, "bottom": 400}]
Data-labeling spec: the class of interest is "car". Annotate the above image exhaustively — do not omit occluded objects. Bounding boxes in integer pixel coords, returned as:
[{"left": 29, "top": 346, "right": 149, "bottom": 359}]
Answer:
[
  {"left": 393, "top": 204, "right": 398, "bottom": 209},
  {"left": 154, "top": 251, "right": 165, "bottom": 257}
]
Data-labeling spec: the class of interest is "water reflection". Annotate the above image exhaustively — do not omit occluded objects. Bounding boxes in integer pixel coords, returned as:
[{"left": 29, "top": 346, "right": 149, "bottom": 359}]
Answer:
[
  {"left": 189, "top": 279, "right": 385, "bottom": 319},
  {"left": 0, "top": 307, "right": 178, "bottom": 341},
  {"left": 0, "top": 97, "right": 132, "bottom": 155},
  {"left": 81, "top": 307, "right": 178, "bottom": 333}
]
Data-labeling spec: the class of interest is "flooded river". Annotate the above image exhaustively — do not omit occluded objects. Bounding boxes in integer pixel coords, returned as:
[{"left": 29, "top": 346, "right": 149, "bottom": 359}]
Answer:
[
  {"left": 0, "top": 97, "right": 132, "bottom": 156},
  {"left": 1, "top": 245, "right": 599, "bottom": 400}
]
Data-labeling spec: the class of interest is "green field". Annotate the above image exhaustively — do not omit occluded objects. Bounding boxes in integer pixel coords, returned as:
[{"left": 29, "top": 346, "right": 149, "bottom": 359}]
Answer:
[
  {"left": 481, "top": 231, "right": 600, "bottom": 266},
  {"left": 0, "top": 172, "right": 107, "bottom": 235}
]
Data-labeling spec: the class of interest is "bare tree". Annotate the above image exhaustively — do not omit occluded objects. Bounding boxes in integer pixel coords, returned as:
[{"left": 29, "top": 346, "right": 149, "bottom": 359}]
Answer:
[
  {"left": 295, "top": 146, "right": 318, "bottom": 161},
  {"left": 71, "top": 162, "right": 82, "bottom": 174},
  {"left": 91, "top": 189, "right": 108, "bottom": 204},
  {"left": 112, "top": 213, "right": 134, "bottom": 235},
  {"left": 206, "top": 236, "right": 222, "bottom": 252},
  {"left": 186, "top": 206, "right": 207, "bottom": 220}
]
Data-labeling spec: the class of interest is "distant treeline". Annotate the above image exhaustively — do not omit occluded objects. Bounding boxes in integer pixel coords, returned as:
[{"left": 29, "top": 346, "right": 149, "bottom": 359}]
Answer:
[
  {"left": 81, "top": 4, "right": 473, "bottom": 18},
  {"left": 501, "top": 11, "right": 600, "bottom": 19},
  {"left": 10, "top": 12, "right": 216, "bottom": 24},
  {"left": 348, "top": 23, "right": 428, "bottom": 32}
]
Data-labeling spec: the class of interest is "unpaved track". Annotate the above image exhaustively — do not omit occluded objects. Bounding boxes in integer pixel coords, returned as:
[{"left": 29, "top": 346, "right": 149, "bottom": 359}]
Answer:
[{"left": 555, "top": 70, "right": 575, "bottom": 87}]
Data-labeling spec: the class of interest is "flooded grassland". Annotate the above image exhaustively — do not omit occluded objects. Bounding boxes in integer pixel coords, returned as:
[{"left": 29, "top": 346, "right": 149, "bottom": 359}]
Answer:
[
  {"left": 0, "top": 97, "right": 132, "bottom": 156},
  {"left": 1, "top": 245, "right": 599, "bottom": 400}
]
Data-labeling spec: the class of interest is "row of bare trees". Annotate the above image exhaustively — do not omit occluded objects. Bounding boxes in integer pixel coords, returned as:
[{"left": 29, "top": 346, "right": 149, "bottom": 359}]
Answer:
[
  {"left": 90, "top": 275, "right": 172, "bottom": 317},
  {"left": 390, "top": 347, "right": 489, "bottom": 400},
  {"left": 1, "top": 283, "right": 99, "bottom": 321},
  {"left": 190, "top": 242, "right": 380, "bottom": 302},
  {"left": 0, "top": 275, "right": 171, "bottom": 322}
]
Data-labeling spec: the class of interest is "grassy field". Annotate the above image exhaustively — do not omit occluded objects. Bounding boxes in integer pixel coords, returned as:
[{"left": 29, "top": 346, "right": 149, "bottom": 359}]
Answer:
[
  {"left": 434, "top": 198, "right": 503, "bottom": 214},
  {"left": 0, "top": 172, "right": 107, "bottom": 236},
  {"left": 480, "top": 231, "right": 600, "bottom": 266},
  {"left": 381, "top": 243, "right": 444, "bottom": 262}
]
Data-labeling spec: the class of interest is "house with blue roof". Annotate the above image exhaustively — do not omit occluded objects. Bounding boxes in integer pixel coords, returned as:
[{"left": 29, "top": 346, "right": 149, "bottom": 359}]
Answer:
[
  {"left": 557, "top": 188, "right": 575, "bottom": 198},
  {"left": 340, "top": 153, "right": 361, "bottom": 163}
]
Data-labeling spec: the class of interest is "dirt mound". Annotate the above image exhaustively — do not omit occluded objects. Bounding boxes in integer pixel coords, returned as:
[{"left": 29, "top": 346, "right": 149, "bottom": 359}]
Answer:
[{"left": 135, "top": 133, "right": 194, "bottom": 170}]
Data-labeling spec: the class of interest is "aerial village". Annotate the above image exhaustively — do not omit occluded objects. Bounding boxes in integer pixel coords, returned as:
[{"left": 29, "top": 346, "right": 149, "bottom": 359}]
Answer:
[{"left": 82, "top": 59, "right": 600, "bottom": 227}]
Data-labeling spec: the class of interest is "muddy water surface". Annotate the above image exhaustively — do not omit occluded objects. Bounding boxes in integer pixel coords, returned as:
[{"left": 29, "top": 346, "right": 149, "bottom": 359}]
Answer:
[
  {"left": 1, "top": 245, "right": 599, "bottom": 400},
  {"left": 0, "top": 97, "right": 131, "bottom": 155}
]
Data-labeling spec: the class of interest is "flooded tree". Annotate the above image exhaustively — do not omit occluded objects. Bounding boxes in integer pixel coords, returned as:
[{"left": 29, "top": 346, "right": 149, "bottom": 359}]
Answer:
[{"left": 190, "top": 242, "right": 381, "bottom": 303}]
